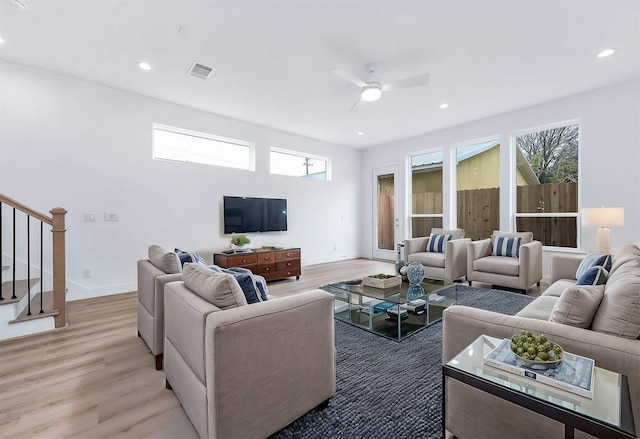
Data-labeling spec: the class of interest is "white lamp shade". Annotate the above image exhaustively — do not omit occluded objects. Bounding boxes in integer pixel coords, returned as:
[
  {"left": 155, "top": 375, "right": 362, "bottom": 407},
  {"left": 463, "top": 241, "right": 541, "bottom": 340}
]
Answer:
[{"left": 582, "top": 207, "right": 624, "bottom": 227}]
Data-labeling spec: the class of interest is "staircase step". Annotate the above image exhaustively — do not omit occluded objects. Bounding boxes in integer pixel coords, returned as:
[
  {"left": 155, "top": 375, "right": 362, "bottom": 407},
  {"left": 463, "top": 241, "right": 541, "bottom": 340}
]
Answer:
[
  {"left": 9, "top": 291, "right": 58, "bottom": 323},
  {"left": 1, "top": 278, "right": 40, "bottom": 304}
]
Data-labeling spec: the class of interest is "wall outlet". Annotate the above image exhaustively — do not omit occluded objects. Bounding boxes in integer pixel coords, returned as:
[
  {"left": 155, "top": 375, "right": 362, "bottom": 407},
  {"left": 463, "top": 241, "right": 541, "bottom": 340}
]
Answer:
[
  {"left": 104, "top": 213, "right": 119, "bottom": 221},
  {"left": 84, "top": 213, "right": 96, "bottom": 222},
  {"left": 83, "top": 269, "right": 92, "bottom": 278}
]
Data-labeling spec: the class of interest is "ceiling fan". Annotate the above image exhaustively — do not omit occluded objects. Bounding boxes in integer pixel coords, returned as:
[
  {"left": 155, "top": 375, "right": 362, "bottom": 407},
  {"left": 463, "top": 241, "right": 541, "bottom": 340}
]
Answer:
[{"left": 330, "top": 63, "right": 429, "bottom": 112}]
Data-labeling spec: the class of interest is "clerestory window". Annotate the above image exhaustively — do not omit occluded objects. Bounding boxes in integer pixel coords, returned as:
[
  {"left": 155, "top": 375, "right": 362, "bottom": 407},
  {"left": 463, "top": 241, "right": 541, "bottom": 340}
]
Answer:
[
  {"left": 153, "top": 123, "right": 255, "bottom": 170},
  {"left": 270, "top": 147, "right": 331, "bottom": 180}
]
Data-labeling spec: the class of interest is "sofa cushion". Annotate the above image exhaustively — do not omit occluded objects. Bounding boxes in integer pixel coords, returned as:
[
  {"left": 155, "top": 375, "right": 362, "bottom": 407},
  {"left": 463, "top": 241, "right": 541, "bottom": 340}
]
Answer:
[
  {"left": 408, "top": 252, "right": 446, "bottom": 268},
  {"left": 492, "top": 236, "right": 521, "bottom": 258},
  {"left": 613, "top": 244, "right": 640, "bottom": 260},
  {"left": 609, "top": 254, "right": 640, "bottom": 277},
  {"left": 515, "top": 295, "right": 558, "bottom": 320},
  {"left": 575, "top": 253, "right": 612, "bottom": 279},
  {"left": 591, "top": 256, "right": 640, "bottom": 339},
  {"left": 182, "top": 263, "right": 248, "bottom": 309},
  {"left": 549, "top": 285, "right": 605, "bottom": 329},
  {"left": 474, "top": 255, "right": 519, "bottom": 276},
  {"left": 148, "top": 245, "right": 181, "bottom": 274},
  {"left": 541, "top": 280, "right": 576, "bottom": 298},
  {"left": 576, "top": 266, "right": 608, "bottom": 286},
  {"left": 427, "top": 234, "right": 452, "bottom": 253}
]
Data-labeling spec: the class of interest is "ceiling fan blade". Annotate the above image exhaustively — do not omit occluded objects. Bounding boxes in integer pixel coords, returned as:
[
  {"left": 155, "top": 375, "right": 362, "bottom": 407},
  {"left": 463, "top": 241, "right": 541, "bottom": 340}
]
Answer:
[
  {"left": 349, "top": 96, "right": 363, "bottom": 112},
  {"left": 382, "top": 73, "right": 429, "bottom": 91},
  {"left": 330, "top": 67, "right": 368, "bottom": 88}
]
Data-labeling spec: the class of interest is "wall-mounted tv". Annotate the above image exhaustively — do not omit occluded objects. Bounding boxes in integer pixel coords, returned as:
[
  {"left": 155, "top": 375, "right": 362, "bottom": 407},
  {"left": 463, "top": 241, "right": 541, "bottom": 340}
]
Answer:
[{"left": 223, "top": 196, "right": 288, "bottom": 234}]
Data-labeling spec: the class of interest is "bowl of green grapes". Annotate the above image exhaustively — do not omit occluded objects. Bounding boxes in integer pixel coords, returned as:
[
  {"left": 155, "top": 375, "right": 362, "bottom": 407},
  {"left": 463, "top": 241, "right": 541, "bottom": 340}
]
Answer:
[{"left": 510, "top": 330, "right": 564, "bottom": 370}]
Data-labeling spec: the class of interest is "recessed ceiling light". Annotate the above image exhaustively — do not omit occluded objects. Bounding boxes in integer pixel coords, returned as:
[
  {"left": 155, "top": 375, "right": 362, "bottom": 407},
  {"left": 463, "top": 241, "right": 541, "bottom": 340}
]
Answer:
[
  {"left": 0, "top": 37, "right": 4, "bottom": 44},
  {"left": 357, "top": 131, "right": 365, "bottom": 136},
  {"left": 137, "top": 61, "right": 151, "bottom": 71},
  {"left": 597, "top": 48, "right": 617, "bottom": 58},
  {"left": 440, "top": 103, "right": 449, "bottom": 109}
]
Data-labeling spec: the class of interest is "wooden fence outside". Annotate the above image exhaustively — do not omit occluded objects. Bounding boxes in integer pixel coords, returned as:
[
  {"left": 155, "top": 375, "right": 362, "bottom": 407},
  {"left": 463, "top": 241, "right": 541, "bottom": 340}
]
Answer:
[{"left": 378, "top": 182, "right": 578, "bottom": 246}]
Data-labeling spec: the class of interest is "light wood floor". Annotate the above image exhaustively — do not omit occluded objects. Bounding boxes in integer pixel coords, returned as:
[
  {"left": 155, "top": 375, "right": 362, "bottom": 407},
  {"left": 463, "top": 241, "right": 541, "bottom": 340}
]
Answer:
[{"left": 0, "top": 258, "right": 544, "bottom": 438}]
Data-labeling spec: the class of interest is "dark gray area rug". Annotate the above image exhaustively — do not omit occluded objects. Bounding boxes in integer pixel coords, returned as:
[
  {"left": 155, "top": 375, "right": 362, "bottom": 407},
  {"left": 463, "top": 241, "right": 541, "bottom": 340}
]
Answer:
[{"left": 270, "top": 284, "right": 534, "bottom": 439}]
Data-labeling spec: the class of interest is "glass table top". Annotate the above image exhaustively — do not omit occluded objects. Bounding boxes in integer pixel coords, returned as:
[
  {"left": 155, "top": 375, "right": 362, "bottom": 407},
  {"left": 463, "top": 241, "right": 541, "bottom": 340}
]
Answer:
[{"left": 446, "top": 335, "right": 634, "bottom": 434}]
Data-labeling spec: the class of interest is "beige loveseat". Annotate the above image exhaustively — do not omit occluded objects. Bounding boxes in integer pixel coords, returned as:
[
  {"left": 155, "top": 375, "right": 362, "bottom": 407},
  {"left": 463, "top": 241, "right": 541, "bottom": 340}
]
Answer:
[
  {"left": 403, "top": 228, "right": 471, "bottom": 281},
  {"left": 137, "top": 244, "right": 183, "bottom": 370},
  {"left": 443, "top": 245, "right": 640, "bottom": 438},
  {"left": 164, "top": 263, "right": 336, "bottom": 439}
]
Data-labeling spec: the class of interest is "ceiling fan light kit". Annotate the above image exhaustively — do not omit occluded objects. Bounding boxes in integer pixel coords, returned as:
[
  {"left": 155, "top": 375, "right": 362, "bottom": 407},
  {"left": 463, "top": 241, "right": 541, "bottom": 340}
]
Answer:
[
  {"left": 331, "top": 62, "right": 429, "bottom": 110},
  {"left": 361, "top": 84, "right": 382, "bottom": 102}
]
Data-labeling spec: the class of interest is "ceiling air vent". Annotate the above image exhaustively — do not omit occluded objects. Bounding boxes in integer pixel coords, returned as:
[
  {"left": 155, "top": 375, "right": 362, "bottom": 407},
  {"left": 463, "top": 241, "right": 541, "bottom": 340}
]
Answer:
[{"left": 188, "top": 62, "right": 214, "bottom": 80}]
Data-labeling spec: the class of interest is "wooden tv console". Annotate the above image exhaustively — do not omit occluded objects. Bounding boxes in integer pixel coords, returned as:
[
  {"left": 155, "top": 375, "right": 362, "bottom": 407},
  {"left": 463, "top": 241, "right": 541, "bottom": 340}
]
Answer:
[{"left": 213, "top": 247, "right": 301, "bottom": 281}]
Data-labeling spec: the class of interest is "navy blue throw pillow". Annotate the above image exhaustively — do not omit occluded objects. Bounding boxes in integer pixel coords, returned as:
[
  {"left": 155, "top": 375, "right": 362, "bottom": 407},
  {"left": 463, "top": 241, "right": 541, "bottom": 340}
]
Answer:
[
  {"left": 576, "top": 266, "right": 607, "bottom": 286},
  {"left": 576, "top": 253, "right": 612, "bottom": 279},
  {"left": 175, "top": 248, "right": 206, "bottom": 267},
  {"left": 227, "top": 271, "right": 268, "bottom": 304}
]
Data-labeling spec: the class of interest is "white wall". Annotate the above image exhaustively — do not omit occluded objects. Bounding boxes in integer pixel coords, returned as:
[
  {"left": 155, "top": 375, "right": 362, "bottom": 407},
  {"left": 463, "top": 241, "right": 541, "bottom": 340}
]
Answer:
[
  {"left": 0, "top": 61, "right": 362, "bottom": 300},
  {"left": 361, "top": 79, "right": 640, "bottom": 280}
]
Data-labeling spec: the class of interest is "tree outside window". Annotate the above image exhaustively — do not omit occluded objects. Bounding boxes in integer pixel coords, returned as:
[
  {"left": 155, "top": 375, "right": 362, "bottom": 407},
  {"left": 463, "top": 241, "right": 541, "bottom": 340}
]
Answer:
[{"left": 515, "top": 123, "right": 579, "bottom": 247}]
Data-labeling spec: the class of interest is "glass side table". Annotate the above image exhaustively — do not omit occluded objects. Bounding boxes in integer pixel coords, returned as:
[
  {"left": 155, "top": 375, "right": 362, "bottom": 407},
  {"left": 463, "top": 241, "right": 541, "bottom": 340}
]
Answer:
[{"left": 443, "top": 335, "right": 636, "bottom": 439}]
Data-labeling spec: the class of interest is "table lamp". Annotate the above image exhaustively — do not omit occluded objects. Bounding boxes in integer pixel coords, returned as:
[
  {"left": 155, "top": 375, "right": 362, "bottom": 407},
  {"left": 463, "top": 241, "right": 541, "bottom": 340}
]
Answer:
[{"left": 581, "top": 207, "right": 624, "bottom": 254}]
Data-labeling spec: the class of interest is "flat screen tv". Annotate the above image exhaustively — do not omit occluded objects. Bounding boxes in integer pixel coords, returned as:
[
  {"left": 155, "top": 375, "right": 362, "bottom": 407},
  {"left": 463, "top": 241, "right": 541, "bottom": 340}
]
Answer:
[{"left": 223, "top": 196, "right": 288, "bottom": 234}]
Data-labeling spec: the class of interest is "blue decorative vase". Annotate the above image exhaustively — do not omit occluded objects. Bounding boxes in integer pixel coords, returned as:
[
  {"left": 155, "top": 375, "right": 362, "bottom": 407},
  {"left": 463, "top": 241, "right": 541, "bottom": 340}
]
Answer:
[
  {"left": 407, "top": 284, "right": 425, "bottom": 301},
  {"left": 406, "top": 261, "right": 425, "bottom": 284}
]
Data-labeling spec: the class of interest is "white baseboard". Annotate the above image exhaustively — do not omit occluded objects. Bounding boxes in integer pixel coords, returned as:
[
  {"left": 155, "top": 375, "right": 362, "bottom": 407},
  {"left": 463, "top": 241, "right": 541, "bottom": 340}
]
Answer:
[{"left": 66, "top": 281, "right": 136, "bottom": 301}]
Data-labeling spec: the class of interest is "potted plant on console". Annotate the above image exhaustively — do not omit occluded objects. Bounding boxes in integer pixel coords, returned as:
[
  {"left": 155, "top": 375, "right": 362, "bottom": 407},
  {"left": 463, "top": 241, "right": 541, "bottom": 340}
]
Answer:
[{"left": 230, "top": 234, "right": 251, "bottom": 252}]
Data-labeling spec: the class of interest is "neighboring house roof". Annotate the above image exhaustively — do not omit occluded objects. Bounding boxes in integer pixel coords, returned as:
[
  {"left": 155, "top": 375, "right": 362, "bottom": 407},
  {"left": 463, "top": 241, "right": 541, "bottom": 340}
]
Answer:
[{"left": 411, "top": 140, "right": 539, "bottom": 185}]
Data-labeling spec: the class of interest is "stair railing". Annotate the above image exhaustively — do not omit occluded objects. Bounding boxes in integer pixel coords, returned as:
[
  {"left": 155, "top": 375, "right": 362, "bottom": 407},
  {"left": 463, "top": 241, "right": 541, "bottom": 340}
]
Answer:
[{"left": 0, "top": 194, "right": 67, "bottom": 328}]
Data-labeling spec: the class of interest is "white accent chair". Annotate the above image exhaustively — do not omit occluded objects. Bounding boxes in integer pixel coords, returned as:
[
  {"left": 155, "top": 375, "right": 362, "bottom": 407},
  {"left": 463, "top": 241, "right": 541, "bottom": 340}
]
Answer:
[
  {"left": 467, "top": 230, "right": 543, "bottom": 292},
  {"left": 403, "top": 228, "right": 471, "bottom": 282}
]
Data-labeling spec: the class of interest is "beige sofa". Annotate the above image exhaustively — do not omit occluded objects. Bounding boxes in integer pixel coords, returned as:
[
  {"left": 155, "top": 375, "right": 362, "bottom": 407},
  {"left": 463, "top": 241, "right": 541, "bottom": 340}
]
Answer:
[
  {"left": 164, "top": 263, "right": 336, "bottom": 439},
  {"left": 137, "top": 244, "right": 183, "bottom": 370},
  {"left": 467, "top": 230, "right": 543, "bottom": 292},
  {"left": 443, "top": 245, "right": 640, "bottom": 438},
  {"left": 403, "top": 228, "right": 471, "bottom": 281}
]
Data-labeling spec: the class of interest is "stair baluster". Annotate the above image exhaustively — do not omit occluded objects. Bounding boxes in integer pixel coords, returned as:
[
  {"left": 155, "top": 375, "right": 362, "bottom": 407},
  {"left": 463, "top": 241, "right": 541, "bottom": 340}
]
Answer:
[
  {"left": 26, "top": 215, "right": 31, "bottom": 316},
  {"left": 40, "top": 221, "right": 44, "bottom": 314},
  {"left": 12, "top": 207, "right": 17, "bottom": 299}
]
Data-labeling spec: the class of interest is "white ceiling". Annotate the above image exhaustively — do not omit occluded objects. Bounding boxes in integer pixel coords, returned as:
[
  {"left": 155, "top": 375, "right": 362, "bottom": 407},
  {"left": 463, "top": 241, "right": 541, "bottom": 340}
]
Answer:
[{"left": 1, "top": 0, "right": 638, "bottom": 149}]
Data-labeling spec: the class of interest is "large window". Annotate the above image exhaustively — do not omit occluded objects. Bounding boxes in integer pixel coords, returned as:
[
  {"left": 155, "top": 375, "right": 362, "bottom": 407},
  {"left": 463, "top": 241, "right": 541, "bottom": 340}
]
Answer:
[
  {"left": 270, "top": 147, "right": 330, "bottom": 180},
  {"left": 514, "top": 122, "right": 579, "bottom": 248},
  {"left": 456, "top": 139, "right": 500, "bottom": 241},
  {"left": 409, "top": 150, "right": 443, "bottom": 237},
  {"left": 153, "top": 124, "right": 254, "bottom": 170}
]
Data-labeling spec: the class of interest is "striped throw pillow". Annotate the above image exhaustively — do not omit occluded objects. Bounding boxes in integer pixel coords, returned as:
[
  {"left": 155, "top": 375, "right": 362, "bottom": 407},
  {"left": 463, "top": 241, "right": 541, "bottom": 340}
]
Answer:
[
  {"left": 576, "top": 253, "right": 612, "bottom": 279},
  {"left": 492, "top": 236, "right": 521, "bottom": 258},
  {"left": 427, "top": 234, "right": 452, "bottom": 253}
]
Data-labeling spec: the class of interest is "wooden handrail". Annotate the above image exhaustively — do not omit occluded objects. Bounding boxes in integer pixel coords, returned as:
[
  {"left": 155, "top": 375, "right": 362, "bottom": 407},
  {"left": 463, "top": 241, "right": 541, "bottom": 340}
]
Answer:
[
  {"left": 1, "top": 193, "right": 66, "bottom": 329},
  {"left": 0, "top": 194, "right": 53, "bottom": 225}
]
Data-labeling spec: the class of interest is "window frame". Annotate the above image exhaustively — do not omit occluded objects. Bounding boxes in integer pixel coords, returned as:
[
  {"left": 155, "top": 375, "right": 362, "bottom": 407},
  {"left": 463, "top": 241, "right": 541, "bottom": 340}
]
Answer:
[
  {"left": 269, "top": 146, "right": 332, "bottom": 181},
  {"left": 511, "top": 118, "right": 581, "bottom": 250},
  {"left": 152, "top": 123, "right": 255, "bottom": 171},
  {"left": 407, "top": 147, "right": 444, "bottom": 237}
]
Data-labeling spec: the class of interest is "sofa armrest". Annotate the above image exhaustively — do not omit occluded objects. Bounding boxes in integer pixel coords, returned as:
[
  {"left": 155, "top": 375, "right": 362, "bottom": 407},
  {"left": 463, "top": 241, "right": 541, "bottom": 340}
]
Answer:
[
  {"left": 517, "top": 240, "right": 542, "bottom": 289},
  {"left": 403, "top": 237, "right": 429, "bottom": 260},
  {"left": 442, "top": 306, "right": 640, "bottom": 436},
  {"left": 204, "top": 290, "right": 336, "bottom": 439},
  {"left": 550, "top": 253, "right": 584, "bottom": 283},
  {"left": 467, "top": 238, "right": 491, "bottom": 274},
  {"left": 164, "top": 281, "right": 221, "bottom": 385},
  {"left": 445, "top": 238, "right": 471, "bottom": 280}
]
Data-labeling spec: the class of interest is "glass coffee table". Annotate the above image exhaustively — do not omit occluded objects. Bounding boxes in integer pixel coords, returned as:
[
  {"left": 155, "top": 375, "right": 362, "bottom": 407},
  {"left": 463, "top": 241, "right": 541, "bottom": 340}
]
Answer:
[
  {"left": 443, "top": 335, "right": 636, "bottom": 438},
  {"left": 323, "top": 278, "right": 458, "bottom": 341}
]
